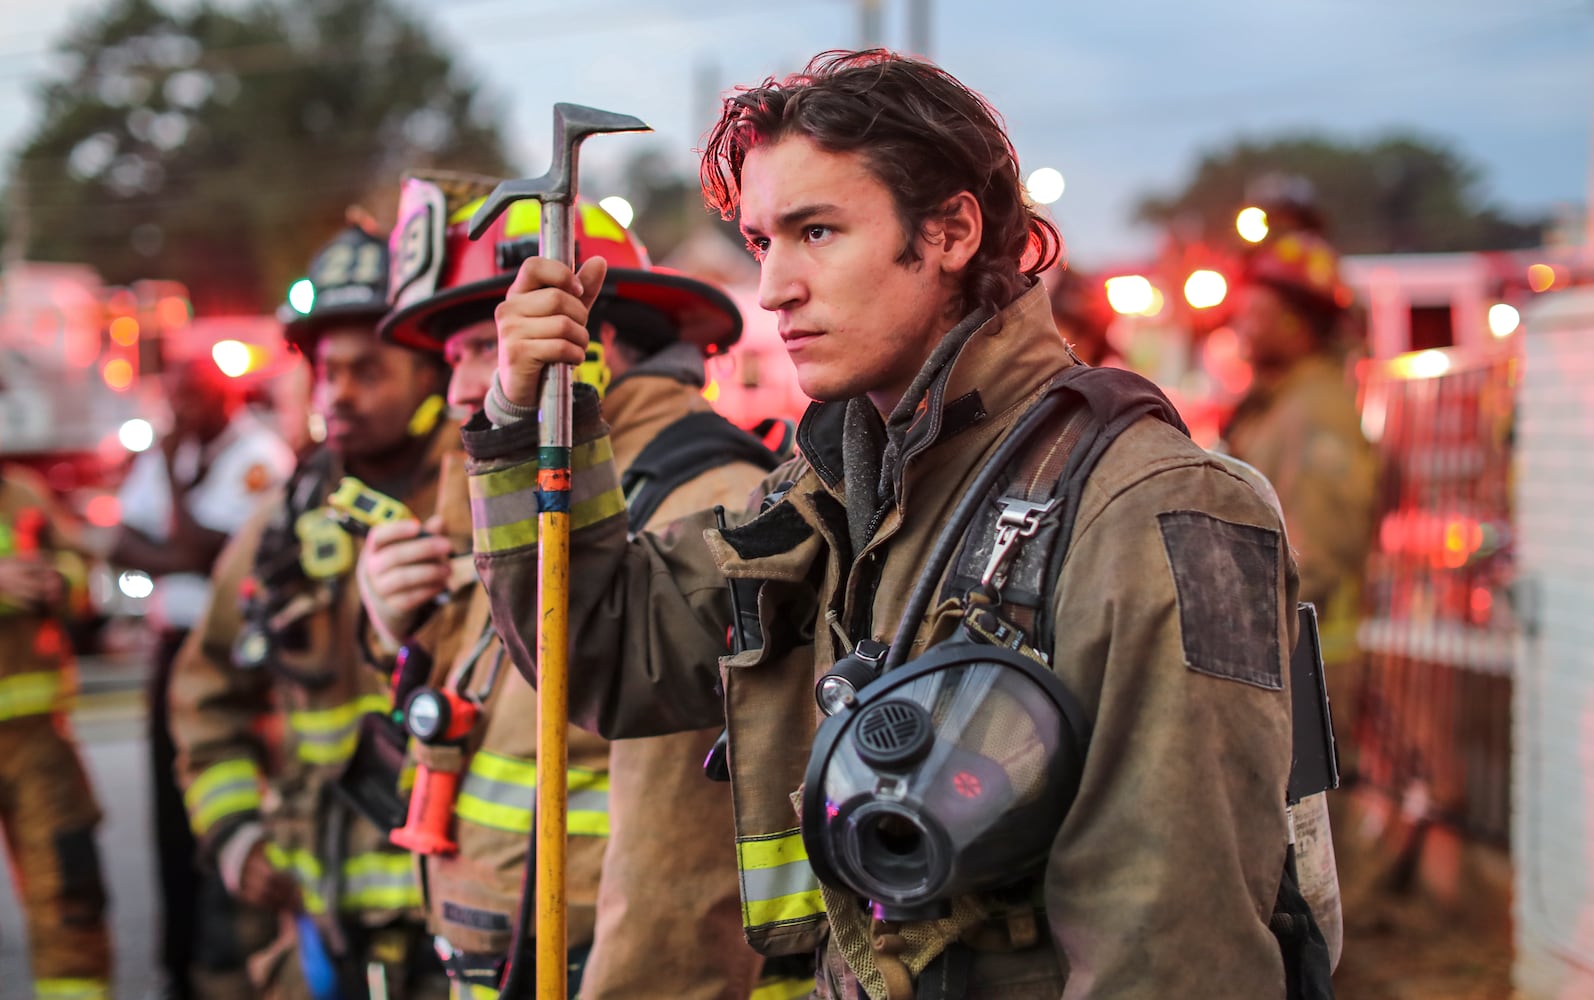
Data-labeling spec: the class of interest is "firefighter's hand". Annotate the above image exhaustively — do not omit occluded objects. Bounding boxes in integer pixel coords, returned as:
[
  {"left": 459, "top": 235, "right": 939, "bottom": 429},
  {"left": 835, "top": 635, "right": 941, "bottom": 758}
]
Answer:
[
  {"left": 0, "top": 558, "right": 62, "bottom": 608},
  {"left": 357, "top": 517, "right": 453, "bottom": 652},
  {"left": 238, "top": 841, "right": 301, "bottom": 912},
  {"left": 494, "top": 255, "right": 608, "bottom": 408}
]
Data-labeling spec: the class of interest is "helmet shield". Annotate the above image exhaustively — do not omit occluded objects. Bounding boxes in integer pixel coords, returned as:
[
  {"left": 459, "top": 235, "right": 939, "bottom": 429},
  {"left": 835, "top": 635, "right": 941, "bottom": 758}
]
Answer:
[{"left": 801, "top": 640, "right": 1089, "bottom": 921}]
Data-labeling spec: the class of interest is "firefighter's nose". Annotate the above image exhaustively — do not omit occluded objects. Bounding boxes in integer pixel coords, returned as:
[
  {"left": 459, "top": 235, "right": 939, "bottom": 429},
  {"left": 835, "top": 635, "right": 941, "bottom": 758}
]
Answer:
[{"left": 757, "top": 244, "right": 804, "bottom": 314}]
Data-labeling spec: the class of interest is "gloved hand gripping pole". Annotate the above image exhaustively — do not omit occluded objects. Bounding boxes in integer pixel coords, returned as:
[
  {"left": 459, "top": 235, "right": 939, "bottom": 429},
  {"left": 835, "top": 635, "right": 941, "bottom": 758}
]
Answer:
[{"left": 468, "top": 102, "right": 649, "bottom": 999}]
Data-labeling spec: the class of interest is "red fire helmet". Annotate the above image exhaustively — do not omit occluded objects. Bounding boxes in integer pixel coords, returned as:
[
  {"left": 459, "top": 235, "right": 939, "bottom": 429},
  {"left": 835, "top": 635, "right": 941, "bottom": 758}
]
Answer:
[
  {"left": 379, "top": 173, "right": 741, "bottom": 356},
  {"left": 1243, "top": 230, "right": 1352, "bottom": 315}
]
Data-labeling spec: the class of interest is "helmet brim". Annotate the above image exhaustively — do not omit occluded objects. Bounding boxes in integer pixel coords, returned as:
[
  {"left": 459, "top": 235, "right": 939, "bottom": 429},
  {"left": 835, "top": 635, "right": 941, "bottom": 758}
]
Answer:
[
  {"left": 378, "top": 267, "right": 743, "bottom": 357},
  {"left": 280, "top": 298, "right": 389, "bottom": 356}
]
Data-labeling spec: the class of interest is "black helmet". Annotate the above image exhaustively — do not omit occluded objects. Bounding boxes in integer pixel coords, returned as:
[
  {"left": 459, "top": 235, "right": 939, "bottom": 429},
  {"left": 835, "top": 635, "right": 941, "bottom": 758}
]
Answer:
[{"left": 279, "top": 222, "right": 391, "bottom": 356}]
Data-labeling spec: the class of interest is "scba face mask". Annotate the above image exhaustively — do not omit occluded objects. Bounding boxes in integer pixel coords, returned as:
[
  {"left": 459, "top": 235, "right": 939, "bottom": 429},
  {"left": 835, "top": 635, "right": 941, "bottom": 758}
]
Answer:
[{"left": 801, "top": 636, "right": 1090, "bottom": 921}]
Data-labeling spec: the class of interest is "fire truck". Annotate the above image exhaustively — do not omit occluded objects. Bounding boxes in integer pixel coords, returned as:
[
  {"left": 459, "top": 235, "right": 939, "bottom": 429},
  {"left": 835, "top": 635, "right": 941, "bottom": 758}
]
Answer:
[{"left": 0, "top": 262, "right": 305, "bottom": 646}]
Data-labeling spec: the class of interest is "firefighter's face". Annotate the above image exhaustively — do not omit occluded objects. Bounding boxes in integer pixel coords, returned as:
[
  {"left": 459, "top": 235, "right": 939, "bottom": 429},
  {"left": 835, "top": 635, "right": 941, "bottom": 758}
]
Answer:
[
  {"left": 1235, "top": 283, "right": 1311, "bottom": 369},
  {"left": 740, "top": 136, "right": 980, "bottom": 412},
  {"left": 313, "top": 326, "right": 441, "bottom": 458},
  {"left": 443, "top": 320, "right": 496, "bottom": 413},
  {"left": 165, "top": 363, "right": 232, "bottom": 440}
]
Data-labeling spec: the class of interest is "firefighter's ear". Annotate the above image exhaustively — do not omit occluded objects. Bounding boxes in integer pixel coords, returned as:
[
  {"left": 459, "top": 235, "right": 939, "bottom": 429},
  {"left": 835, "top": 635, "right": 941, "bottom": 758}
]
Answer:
[{"left": 930, "top": 191, "right": 981, "bottom": 277}]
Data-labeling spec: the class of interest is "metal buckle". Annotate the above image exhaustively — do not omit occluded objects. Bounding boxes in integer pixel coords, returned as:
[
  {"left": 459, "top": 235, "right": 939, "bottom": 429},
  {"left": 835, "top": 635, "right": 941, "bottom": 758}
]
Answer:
[{"left": 978, "top": 497, "right": 1059, "bottom": 591}]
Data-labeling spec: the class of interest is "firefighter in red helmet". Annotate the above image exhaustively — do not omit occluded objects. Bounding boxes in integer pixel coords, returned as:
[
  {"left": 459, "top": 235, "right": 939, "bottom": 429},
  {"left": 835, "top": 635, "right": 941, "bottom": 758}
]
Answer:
[{"left": 358, "top": 173, "right": 788, "bottom": 999}]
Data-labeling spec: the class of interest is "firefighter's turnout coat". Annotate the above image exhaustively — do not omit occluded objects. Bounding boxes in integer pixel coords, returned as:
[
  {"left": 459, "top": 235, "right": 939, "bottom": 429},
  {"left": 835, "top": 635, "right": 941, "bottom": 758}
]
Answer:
[
  {"left": 0, "top": 466, "right": 111, "bottom": 1000},
  {"left": 170, "top": 425, "right": 456, "bottom": 949},
  {"left": 418, "top": 367, "right": 769, "bottom": 999},
  {"left": 463, "top": 283, "right": 1302, "bottom": 998}
]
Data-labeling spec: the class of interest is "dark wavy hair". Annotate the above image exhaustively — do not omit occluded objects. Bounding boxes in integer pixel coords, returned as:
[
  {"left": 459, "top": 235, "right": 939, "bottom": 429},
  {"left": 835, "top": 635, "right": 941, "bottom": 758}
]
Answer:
[{"left": 701, "top": 49, "right": 1062, "bottom": 322}]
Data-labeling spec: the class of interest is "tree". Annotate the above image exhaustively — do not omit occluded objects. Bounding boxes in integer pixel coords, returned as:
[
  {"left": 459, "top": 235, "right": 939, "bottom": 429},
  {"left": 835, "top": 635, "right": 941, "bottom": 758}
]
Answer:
[
  {"left": 10, "top": 0, "right": 511, "bottom": 313},
  {"left": 1134, "top": 133, "right": 1546, "bottom": 255}
]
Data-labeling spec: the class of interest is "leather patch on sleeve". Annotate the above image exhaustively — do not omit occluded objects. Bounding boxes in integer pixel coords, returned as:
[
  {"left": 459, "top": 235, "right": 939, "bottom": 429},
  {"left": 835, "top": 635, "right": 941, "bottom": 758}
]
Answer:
[
  {"left": 1157, "top": 510, "right": 1283, "bottom": 690},
  {"left": 718, "top": 498, "right": 813, "bottom": 561}
]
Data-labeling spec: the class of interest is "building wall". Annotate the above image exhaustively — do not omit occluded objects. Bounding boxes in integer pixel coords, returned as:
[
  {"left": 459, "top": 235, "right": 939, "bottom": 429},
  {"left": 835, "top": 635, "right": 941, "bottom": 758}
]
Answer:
[{"left": 1513, "top": 284, "right": 1594, "bottom": 997}]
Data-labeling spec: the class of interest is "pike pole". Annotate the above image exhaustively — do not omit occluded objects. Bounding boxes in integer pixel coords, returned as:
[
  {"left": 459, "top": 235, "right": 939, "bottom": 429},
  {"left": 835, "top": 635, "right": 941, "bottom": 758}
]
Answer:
[{"left": 468, "top": 103, "right": 649, "bottom": 998}]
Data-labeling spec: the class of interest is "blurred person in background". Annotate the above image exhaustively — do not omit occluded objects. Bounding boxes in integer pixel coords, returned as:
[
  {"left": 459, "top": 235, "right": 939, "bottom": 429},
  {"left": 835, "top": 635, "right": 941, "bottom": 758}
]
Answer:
[
  {"left": 1047, "top": 266, "right": 1119, "bottom": 367},
  {"left": 169, "top": 221, "right": 453, "bottom": 999},
  {"left": 359, "top": 175, "right": 784, "bottom": 999},
  {"left": 0, "top": 461, "right": 112, "bottom": 1000},
  {"left": 1222, "top": 229, "right": 1376, "bottom": 768},
  {"left": 81, "top": 353, "right": 294, "bottom": 999}
]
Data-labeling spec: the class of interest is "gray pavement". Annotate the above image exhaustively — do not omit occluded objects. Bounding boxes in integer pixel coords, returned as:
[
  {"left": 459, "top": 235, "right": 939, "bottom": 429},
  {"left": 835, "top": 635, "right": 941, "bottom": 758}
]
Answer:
[{"left": 0, "top": 657, "right": 163, "bottom": 1000}]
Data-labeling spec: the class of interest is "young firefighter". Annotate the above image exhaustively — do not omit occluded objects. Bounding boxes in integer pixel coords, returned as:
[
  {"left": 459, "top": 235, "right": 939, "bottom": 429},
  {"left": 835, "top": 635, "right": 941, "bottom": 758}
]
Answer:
[
  {"left": 357, "top": 176, "right": 795, "bottom": 999},
  {"left": 466, "top": 50, "right": 1322, "bottom": 999},
  {"left": 0, "top": 464, "right": 110, "bottom": 1000},
  {"left": 168, "top": 223, "right": 455, "bottom": 999}
]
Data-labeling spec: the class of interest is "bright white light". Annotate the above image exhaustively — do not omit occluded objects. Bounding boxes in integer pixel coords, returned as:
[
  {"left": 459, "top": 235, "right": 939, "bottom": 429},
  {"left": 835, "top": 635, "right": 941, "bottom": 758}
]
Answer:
[
  {"left": 118, "top": 569, "right": 155, "bottom": 600},
  {"left": 1487, "top": 303, "right": 1520, "bottom": 339},
  {"left": 288, "top": 278, "right": 315, "bottom": 315},
  {"left": 212, "top": 340, "right": 252, "bottom": 377},
  {"left": 1105, "top": 275, "right": 1155, "bottom": 315},
  {"left": 599, "top": 196, "right": 634, "bottom": 229},
  {"left": 1410, "top": 350, "right": 1452, "bottom": 379},
  {"left": 118, "top": 418, "right": 155, "bottom": 453},
  {"left": 1184, "top": 269, "right": 1228, "bottom": 309},
  {"left": 1236, "top": 206, "right": 1269, "bottom": 244},
  {"left": 1025, "top": 167, "right": 1066, "bottom": 205}
]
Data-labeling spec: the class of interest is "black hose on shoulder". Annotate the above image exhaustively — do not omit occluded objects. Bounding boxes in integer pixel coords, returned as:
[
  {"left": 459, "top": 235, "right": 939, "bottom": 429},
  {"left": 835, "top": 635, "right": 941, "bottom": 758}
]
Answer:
[{"left": 883, "top": 389, "right": 1072, "bottom": 672}]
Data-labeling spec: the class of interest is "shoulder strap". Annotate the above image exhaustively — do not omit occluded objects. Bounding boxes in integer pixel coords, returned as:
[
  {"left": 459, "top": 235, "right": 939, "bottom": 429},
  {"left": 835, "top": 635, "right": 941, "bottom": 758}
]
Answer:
[
  {"left": 945, "top": 366, "right": 1189, "bottom": 655},
  {"left": 620, "top": 410, "right": 780, "bottom": 530}
]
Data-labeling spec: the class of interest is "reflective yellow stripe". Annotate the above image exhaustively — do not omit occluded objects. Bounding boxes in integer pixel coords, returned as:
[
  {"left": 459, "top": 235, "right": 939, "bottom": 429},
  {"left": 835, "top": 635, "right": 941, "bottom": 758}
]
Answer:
[
  {"left": 264, "top": 842, "right": 326, "bottom": 912},
  {"left": 737, "top": 829, "right": 824, "bottom": 930},
  {"left": 455, "top": 751, "right": 609, "bottom": 836},
  {"left": 183, "top": 758, "right": 263, "bottom": 835},
  {"left": 342, "top": 851, "right": 421, "bottom": 911},
  {"left": 572, "top": 488, "right": 626, "bottom": 531},
  {"left": 35, "top": 979, "right": 110, "bottom": 1000},
  {"left": 288, "top": 694, "right": 391, "bottom": 765},
  {"left": 0, "top": 670, "right": 65, "bottom": 721},
  {"left": 469, "top": 440, "right": 623, "bottom": 553},
  {"left": 452, "top": 984, "right": 500, "bottom": 1000},
  {"left": 471, "top": 462, "right": 539, "bottom": 501},
  {"left": 473, "top": 517, "right": 538, "bottom": 554},
  {"left": 265, "top": 843, "right": 417, "bottom": 914},
  {"left": 474, "top": 495, "right": 627, "bottom": 551},
  {"left": 571, "top": 436, "right": 614, "bottom": 472},
  {"left": 751, "top": 975, "right": 815, "bottom": 1000}
]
